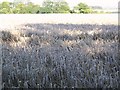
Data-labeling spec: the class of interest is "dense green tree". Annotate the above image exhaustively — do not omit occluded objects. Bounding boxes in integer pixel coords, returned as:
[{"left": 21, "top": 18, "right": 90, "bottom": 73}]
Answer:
[
  {"left": 12, "top": 3, "right": 26, "bottom": 13},
  {"left": 41, "top": 0, "right": 70, "bottom": 13},
  {"left": 12, "top": 2, "right": 40, "bottom": 14},
  {"left": 0, "top": 2, "right": 13, "bottom": 13},
  {"left": 53, "top": 1, "right": 70, "bottom": 13},
  {"left": 41, "top": 0, "right": 54, "bottom": 13},
  {"left": 73, "top": 3, "right": 93, "bottom": 13},
  {"left": 24, "top": 2, "right": 40, "bottom": 13}
]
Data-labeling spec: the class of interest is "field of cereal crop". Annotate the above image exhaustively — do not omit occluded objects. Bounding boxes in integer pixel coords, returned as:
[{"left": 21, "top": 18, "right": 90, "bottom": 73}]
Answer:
[{"left": 0, "top": 14, "right": 119, "bottom": 88}]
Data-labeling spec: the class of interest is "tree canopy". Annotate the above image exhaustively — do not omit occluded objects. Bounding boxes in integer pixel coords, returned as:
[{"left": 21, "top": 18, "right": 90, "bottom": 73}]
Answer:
[
  {"left": 0, "top": 2, "right": 13, "bottom": 14},
  {"left": 73, "top": 3, "right": 93, "bottom": 13},
  {"left": 0, "top": 0, "right": 95, "bottom": 14},
  {"left": 41, "top": 0, "right": 70, "bottom": 13}
]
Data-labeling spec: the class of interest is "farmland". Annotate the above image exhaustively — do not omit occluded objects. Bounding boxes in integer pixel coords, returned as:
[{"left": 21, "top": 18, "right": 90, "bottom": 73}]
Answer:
[{"left": 0, "top": 14, "right": 119, "bottom": 88}]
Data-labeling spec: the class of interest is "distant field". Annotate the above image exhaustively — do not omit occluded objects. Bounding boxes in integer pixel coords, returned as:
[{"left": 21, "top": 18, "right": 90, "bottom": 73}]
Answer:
[
  {"left": 0, "top": 14, "right": 118, "bottom": 30},
  {"left": 0, "top": 14, "right": 119, "bottom": 88}
]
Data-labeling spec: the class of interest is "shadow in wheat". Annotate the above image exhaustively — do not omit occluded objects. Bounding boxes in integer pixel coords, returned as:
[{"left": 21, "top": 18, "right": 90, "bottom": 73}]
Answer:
[{"left": 1, "top": 23, "right": 119, "bottom": 88}]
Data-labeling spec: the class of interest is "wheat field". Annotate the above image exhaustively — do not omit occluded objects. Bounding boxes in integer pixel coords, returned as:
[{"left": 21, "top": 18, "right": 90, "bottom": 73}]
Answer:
[{"left": 0, "top": 14, "right": 119, "bottom": 88}]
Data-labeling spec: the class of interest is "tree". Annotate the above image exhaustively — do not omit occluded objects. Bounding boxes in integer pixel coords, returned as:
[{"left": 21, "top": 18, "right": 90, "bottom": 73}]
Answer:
[
  {"left": 53, "top": 1, "right": 70, "bottom": 13},
  {"left": 12, "top": 2, "right": 41, "bottom": 14},
  {"left": 41, "top": 0, "right": 70, "bottom": 13},
  {"left": 74, "top": 3, "right": 92, "bottom": 13},
  {"left": 0, "top": 0, "right": 70, "bottom": 14},
  {"left": 41, "top": 0, "right": 53, "bottom": 13},
  {"left": 0, "top": 2, "right": 13, "bottom": 14},
  {"left": 12, "top": 3, "right": 26, "bottom": 13},
  {"left": 25, "top": 2, "right": 41, "bottom": 13}
]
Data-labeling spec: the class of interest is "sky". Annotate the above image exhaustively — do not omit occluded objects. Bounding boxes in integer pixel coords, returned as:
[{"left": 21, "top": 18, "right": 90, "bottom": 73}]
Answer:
[{"left": 0, "top": 0, "right": 119, "bottom": 9}]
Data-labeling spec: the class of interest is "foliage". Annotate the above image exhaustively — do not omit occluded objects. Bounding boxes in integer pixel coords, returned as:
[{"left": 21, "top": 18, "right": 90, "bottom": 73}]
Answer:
[
  {"left": 73, "top": 3, "right": 93, "bottom": 13},
  {"left": 53, "top": 1, "right": 70, "bottom": 13},
  {"left": 0, "top": 1, "right": 94, "bottom": 14},
  {"left": 41, "top": 0, "right": 70, "bottom": 13},
  {"left": 0, "top": 1, "right": 41, "bottom": 14},
  {"left": 12, "top": 3, "right": 26, "bottom": 14},
  {"left": 41, "top": 0, "right": 54, "bottom": 13},
  {"left": 0, "top": 2, "right": 13, "bottom": 14},
  {"left": 12, "top": 2, "right": 40, "bottom": 14}
]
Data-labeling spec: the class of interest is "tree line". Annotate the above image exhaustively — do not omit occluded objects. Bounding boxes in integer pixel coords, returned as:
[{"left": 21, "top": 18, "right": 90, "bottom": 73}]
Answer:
[{"left": 0, "top": 0, "right": 94, "bottom": 14}]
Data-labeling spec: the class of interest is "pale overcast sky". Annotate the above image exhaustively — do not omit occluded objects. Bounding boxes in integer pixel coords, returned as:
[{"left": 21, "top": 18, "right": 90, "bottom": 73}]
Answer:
[{"left": 0, "top": 0, "right": 119, "bottom": 8}]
